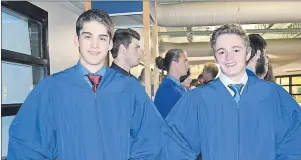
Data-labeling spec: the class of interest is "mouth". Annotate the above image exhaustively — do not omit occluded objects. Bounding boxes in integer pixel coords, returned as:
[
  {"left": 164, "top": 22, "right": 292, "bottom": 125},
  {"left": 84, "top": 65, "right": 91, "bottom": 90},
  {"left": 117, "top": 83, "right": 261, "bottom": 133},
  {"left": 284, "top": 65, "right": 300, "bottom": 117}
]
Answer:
[
  {"left": 225, "top": 62, "right": 237, "bottom": 68},
  {"left": 88, "top": 51, "right": 100, "bottom": 56}
]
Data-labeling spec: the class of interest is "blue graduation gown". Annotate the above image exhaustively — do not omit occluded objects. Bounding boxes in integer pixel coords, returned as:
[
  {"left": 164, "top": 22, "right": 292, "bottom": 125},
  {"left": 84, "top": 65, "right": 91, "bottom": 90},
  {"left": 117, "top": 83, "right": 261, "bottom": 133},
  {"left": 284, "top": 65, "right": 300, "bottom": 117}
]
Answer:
[
  {"left": 154, "top": 76, "right": 186, "bottom": 119},
  {"left": 164, "top": 76, "right": 301, "bottom": 160},
  {"left": 8, "top": 66, "right": 166, "bottom": 160},
  {"left": 246, "top": 68, "right": 257, "bottom": 77}
]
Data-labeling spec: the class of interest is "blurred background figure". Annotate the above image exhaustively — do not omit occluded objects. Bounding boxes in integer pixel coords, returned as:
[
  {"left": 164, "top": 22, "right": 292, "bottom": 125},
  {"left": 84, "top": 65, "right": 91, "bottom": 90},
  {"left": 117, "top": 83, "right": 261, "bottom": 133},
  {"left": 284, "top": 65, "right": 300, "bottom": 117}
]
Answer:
[
  {"left": 190, "top": 79, "right": 200, "bottom": 89},
  {"left": 264, "top": 63, "right": 276, "bottom": 83},
  {"left": 256, "top": 55, "right": 269, "bottom": 79},
  {"left": 202, "top": 63, "right": 219, "bottom": 84},
  {"left": 197, "top": 74, "right": 205, "bottom": 86},
  {"left": 180, "top": 69, "right": 192, "bottom": 90},
  {"left": 138, "top": 68, "right": 145, "bottom": 87},
  {"left": 247, "top": 34, "right": 267, "bottom": 77}
]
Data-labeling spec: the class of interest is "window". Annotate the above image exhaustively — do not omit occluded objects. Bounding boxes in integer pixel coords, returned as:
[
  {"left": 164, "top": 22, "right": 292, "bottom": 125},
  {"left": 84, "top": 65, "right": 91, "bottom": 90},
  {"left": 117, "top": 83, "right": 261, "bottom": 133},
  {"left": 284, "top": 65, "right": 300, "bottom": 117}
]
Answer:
[
  {"left": 1, "top": 1, "right": 49, "bottom": 158},
  {"left": 276, "top": 75, "right": 301, "bottom": 104}
]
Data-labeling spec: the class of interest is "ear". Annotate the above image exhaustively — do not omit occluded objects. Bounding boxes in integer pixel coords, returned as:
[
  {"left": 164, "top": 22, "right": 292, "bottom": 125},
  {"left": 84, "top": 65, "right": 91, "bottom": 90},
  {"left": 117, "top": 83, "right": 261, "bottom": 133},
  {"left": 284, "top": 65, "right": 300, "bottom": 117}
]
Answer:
[
  {"left": 109, "top": 39, "right": 113, "bottom": 50},
  {"left": 246, "top": 47, "right": 252, "bottom": 61},
  {"left": 74, "top": 35, "right": 79, "bottom": 47},
  {"left": 119, "top": 44, "right": 127, "bottom": 55}
]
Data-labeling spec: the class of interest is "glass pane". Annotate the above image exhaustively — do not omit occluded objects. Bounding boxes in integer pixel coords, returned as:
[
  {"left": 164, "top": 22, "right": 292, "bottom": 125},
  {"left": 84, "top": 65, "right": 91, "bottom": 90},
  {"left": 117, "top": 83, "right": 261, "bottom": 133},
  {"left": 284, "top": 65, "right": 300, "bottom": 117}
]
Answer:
[
  {"left": 276, "top": 78, "right": 280, "bottom": 85},
  {"left": 293, "top": 95, "right": 301, "bottom": 104},
  {"left": 283, "top": 86, "right": 290, "bottom": 93},
  {"left": 292, "top": 86, "right": 301, "bottom": 94},
  {"left": 292, "top": 76, "right": 301, "bottom": 85},
  {"left": 2, "top": 7, "right": 42, "bottom": 57},
  {"left": 2, "top": 61, "right": 45, "bottom": 104},
  {"left": 280, "top": 77, "right": 289, "bottom": 85},
  {"left": 1, "top": 116, "right": 15, "bottom": 158}
]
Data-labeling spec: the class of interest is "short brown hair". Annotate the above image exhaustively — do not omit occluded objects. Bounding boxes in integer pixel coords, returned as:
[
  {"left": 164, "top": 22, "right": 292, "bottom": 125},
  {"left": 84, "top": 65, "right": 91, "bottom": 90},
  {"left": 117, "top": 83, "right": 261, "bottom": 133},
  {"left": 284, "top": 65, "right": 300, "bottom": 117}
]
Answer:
[
  {"left": 76, "top": 9, "right": 114, "bottom": 40},
  {"left": 111, "top": 28, "right": 140, "bottom": 58},
  {"left": 210, "top": 24, "right": 250, "bottom": 54}
]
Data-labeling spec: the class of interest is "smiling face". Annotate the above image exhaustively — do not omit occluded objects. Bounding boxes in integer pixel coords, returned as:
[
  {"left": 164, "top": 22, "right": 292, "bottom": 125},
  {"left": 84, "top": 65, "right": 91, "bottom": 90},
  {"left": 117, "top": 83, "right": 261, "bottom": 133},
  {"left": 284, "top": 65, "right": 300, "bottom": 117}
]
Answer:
[
  {"left": 75, "top": 21, "right": 112, "bottom": 72},
  {"left": 214, "top": 34, "right": 250, "bottom": 82}
]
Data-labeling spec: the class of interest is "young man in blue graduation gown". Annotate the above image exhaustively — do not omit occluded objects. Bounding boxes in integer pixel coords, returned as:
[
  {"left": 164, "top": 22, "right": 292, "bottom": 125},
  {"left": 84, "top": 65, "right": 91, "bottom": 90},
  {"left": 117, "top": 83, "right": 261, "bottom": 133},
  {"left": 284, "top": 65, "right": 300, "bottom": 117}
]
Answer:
[
  {"left": 154, "top": 49, "right": 190, "bottom": 119},
  {"left": 164, "top": 24, "right": 301, "bottom": 160},
  {"left": 8, "top": 9, "right": 167, "bottom": 160},
  {"left": 110, "top": 28, "right": 140, "bottom": 81}
]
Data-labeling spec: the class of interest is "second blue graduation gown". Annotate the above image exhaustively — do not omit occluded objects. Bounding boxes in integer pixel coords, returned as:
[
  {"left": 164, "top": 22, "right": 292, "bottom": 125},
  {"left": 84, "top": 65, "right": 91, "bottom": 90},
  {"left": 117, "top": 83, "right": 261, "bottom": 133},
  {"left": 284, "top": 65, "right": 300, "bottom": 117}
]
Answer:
[
  {"left": 164, "top": 76, "right": 301, "bottom": 160},
  {"left": 154, "top": 76, "right": 186, "bottom": 118},
  {"left": 8, "top": 66, "right": 167, "bottom": 160}
]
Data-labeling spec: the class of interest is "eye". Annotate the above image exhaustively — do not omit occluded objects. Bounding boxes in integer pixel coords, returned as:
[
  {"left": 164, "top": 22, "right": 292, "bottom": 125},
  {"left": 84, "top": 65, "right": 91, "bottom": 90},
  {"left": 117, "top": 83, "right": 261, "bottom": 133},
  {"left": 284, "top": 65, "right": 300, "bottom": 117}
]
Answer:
[
  {"left": 218, "top": 51, "right": 225, "bottom": 55},
  {"left": 84, "top": 36, "right": 91, "bottom": 39},
  {"left": 100, "top": 37, "right": 107, "bottom": 41},
  {"left": 234, "top": 49, "right": 240, "bottom": 53}
]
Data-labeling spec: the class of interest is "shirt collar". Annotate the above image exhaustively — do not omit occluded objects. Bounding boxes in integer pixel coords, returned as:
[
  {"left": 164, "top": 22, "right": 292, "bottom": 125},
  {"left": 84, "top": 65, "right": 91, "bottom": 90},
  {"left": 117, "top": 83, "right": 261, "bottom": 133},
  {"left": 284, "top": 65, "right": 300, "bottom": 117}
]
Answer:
[
  {"left": 76, "top": 61, "right": 106, "bottom": 77},
  {"left": 111, "top": 62, "right": 131, "bottom": 76},
  {"left": 219, "top": 71, "right": 248, "bottom": 97},
  {"left": 219, "top": 72, "right": 248, "bottom": 87},
  {"left": 166, "top": 74, "right": 181, "bottom": 86}
]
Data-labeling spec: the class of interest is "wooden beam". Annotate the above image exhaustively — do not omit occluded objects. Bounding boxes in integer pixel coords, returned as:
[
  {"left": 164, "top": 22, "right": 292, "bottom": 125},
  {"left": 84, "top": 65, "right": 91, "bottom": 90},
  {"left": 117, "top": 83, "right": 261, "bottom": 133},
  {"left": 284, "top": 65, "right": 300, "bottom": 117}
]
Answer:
[
  {"left": 152, "top": 0, "right": 159, "bottom": 95},
  {"left": 143, "top": 1, "right": 152, "bottom": 97},
  {"left": 85, "top": 0, "right": 91, "bottom": 11}
]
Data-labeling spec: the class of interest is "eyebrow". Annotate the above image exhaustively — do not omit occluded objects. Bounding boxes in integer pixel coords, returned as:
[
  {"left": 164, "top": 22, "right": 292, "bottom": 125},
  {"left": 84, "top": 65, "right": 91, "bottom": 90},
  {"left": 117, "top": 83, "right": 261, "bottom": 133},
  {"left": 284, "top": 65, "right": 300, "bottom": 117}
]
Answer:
[
  {"left": 232, "top": 46, "right": 243, "bottom": 49},
  {"left": 216, "top": 48, "right": 225, "bottom": 52},
  {"left": 216, "top": 46, "right": 243, "bottom": 52},
  {"left": 81, "top": 32, "right": 109, "bottom": 37}
]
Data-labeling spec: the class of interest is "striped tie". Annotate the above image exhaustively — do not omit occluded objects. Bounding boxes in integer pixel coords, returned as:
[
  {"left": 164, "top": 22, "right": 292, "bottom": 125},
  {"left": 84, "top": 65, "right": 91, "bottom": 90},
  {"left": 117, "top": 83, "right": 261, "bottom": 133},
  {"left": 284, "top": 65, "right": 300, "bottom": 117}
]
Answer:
[{"left": 228, "top": 84, "right": 244, "bottom": 104}]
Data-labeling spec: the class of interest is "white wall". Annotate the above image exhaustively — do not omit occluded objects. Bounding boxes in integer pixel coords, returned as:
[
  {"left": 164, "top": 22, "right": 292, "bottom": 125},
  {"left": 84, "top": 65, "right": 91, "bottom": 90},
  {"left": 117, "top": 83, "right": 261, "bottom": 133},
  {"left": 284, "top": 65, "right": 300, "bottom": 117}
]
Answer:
[
  {"left": 1, "top": 2, "right": 82, "bottom": 158},
  {"left": 30, "top": 1, "right": 81, "bottom": 74}
]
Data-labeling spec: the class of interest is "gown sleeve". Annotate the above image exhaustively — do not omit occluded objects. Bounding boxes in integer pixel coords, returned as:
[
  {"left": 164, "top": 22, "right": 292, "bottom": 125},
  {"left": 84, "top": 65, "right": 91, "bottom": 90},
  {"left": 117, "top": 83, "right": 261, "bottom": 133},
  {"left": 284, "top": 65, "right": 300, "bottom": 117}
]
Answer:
[
  {"left": 274, "top": 85, "right": 301, "bottom": 160},
  {"left": 7, "top": 78, "right": 57, "bottom": 160},
  {"left": 163, "top": 90, "right": 203, "bottom": 160},
  {"left": 129, "top": 86, "right": 166, "bottom": 160}
]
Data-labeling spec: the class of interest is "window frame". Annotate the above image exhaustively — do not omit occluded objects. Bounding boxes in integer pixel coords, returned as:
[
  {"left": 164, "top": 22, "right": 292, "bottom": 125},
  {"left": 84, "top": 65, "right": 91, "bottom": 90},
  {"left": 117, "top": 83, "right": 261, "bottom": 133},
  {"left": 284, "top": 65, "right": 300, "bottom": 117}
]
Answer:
[
  {"left": 1, "top": 1, "right": 49, "bottom": 117},
  {"left": 275, "top": 74, "right": 301, "bottom": 103}
]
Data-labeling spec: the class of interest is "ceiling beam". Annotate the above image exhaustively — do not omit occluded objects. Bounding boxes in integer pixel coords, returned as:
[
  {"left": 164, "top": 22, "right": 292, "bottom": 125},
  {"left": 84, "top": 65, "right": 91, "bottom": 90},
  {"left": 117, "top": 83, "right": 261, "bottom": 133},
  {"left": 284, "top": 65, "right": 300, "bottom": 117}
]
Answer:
[{"left": 159, "top": 28, "right": 301, "bottom": 36}]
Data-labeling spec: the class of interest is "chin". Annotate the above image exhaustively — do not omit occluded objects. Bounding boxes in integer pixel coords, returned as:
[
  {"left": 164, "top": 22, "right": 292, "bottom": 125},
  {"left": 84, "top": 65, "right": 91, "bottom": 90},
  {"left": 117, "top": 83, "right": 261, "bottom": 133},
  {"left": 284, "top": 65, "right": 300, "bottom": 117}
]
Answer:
[{"left": 86, "top": 59, "right": 103, "bottom": 65}]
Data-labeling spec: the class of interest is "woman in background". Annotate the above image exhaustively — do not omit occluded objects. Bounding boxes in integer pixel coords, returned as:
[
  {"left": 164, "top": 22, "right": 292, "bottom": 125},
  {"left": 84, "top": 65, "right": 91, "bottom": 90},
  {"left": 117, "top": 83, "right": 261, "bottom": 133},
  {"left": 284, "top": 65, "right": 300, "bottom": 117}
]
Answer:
[
  {"left": 154, "top": 49, "right": 189, "bottom": 119},
  {"left": 264, "top": 63, "right": 276, "bottom": 82}
]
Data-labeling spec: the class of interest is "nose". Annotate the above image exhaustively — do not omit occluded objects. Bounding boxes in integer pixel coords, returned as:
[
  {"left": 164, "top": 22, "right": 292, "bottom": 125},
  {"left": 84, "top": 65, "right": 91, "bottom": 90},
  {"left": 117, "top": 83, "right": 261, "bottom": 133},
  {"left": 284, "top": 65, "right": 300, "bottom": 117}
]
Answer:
[
  {"left": 91, "top": 38, "right": 99, "bottom": 48},
  {"left": 225, "top": 52, "right": 234, "bottom": 61}
]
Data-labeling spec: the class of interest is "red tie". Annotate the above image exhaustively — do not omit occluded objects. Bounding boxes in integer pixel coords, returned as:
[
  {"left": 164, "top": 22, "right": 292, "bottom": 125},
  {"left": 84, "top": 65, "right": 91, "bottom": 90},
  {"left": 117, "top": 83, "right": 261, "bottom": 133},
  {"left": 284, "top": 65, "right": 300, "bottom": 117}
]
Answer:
[{"left": 87, "top": 74, "right": 102, "bottom": 92}]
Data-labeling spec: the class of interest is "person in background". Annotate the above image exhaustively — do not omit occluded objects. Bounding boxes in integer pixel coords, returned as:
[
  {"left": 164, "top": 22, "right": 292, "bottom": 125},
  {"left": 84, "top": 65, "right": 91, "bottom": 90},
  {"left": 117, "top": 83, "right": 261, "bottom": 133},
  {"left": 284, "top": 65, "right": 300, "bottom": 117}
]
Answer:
[
  {"left": 256, "top": 55, "right": 269, "bottom": 79},
  {"left": 110, "top": 28, "right": 141, "bottom": 80},
  {"left": 197, "top": 73, "right": 205, "bottom": 86},
  {"left": 246, "top": 34, "right": 267, "bottom": 77},
  {"left": 138, "top": 68, "right": 145, "bottom": 87},
  {"left": 190, "top": 79, "right": 200, "bottom": 89},
  {"left": 8, "top": 9, "right": 167, "bottom": 160},
  {"left": 180, "top": 69, "right": 192, "bottom": 90},
  {"left": 154, "top": 49, "right": 189, "bottom": 119},
  {"left": 164, "top": 24, "right": 301, "bottom": 159},
  {"left": 264, "top": 63, "right": 276, "bottom": 83},
  {"left": 202, "top": 63, "right": 219, "bottom": 84}
]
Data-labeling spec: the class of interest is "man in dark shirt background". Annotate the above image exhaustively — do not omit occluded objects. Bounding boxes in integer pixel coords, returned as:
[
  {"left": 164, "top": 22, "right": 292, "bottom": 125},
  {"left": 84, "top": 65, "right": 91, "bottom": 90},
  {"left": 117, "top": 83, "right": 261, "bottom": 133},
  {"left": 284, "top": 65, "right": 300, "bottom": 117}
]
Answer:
[{"left": 110, "top": 28, "right": 141, "bottom": 79}]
